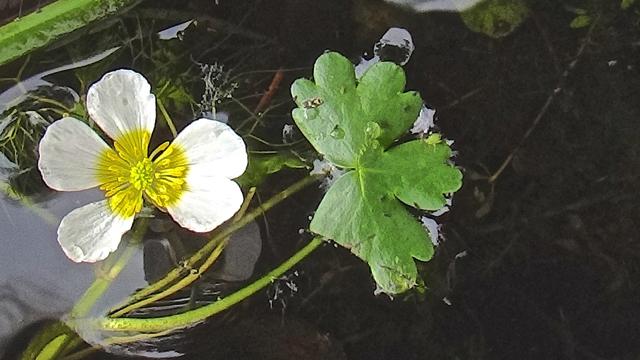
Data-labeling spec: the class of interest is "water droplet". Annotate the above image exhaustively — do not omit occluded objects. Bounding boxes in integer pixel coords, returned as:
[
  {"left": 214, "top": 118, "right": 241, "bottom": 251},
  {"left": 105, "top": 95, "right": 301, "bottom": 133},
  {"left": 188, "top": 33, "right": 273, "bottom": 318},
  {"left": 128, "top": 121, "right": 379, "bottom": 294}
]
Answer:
[
  {"left": 330, "top": 125, "right": 345, "bottom": 139},
  {"left": 303, "top": 108, "right": 319, "bottom": 120}
]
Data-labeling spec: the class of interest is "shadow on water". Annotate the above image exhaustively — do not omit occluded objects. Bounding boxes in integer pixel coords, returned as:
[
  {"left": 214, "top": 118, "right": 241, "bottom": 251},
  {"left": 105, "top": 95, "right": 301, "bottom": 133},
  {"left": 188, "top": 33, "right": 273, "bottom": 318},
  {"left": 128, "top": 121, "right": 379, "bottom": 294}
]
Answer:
[{"left": 1, "top": 0, "right": 640, "bottom": 359}]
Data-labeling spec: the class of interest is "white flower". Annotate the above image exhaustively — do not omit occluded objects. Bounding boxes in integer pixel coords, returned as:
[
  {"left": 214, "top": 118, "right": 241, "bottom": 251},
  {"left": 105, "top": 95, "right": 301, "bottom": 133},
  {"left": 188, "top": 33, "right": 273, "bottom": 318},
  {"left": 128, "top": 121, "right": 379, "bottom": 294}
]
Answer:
[{"left": 38, "top": 69, "right": 247, "bottom": 263}]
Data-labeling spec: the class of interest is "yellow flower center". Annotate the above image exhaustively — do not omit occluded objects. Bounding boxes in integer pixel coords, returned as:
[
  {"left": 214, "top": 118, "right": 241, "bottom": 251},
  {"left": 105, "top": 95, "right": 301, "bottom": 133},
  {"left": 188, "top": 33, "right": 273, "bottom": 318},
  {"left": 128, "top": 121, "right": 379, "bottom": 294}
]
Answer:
[{"left": 96, "top": 129, "right": 189, "bottom": 218}]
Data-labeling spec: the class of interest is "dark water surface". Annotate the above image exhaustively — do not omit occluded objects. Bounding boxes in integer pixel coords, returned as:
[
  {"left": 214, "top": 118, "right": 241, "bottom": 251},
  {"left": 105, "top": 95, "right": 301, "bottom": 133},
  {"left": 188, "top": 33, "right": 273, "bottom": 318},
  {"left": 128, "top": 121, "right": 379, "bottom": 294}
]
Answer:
[{"left": 1, "top": 0, "right": 640, "bottom": 359}]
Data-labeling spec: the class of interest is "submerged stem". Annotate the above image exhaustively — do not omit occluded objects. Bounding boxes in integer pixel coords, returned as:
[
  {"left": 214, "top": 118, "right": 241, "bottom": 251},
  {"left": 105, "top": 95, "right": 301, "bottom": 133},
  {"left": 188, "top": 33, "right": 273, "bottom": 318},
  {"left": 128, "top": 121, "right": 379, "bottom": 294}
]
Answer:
[
  {"left": 110, "top": 175, "right": 314, "bottom": 313},
  {"left": 81, "top": 236, "right": 324, "bottom": 334},
  {"left": 69, "top": 217, "right": 150, "bottom": 318},
  {"left": 109, "top": 188, "right": 257, "bottom": 317}
]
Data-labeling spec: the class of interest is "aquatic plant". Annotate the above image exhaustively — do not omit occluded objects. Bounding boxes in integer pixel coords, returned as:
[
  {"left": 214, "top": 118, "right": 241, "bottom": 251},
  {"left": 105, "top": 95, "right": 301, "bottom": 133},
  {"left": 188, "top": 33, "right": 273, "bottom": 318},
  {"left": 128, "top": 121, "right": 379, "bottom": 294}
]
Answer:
[
  {"left": 38, "top": 69, "right": 247, "bottom": 262},
  {"left": 292, "top": 52, "right": 462, "bottom": 294},
  {"left": 458, "top": 0, "right": 529, "bottom": 38},
  {"left": 22, "top": 47, "right": 462, "bottom": 356}
]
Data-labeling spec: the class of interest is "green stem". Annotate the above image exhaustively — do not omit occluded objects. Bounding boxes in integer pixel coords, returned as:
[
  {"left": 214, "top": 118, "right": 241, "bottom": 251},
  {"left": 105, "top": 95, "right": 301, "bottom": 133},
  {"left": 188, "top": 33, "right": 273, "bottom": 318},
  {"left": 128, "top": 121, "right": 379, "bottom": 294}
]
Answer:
[
  {"left": 156, "top": 98, "right": 178, "bottom": 138},
  {"left": 68, "top": 217, "right": 150, "bottom": 318},
  {"left": 110, "top": 188, "right": 256, "bottom": 317},
  {"left": 108, "top": 236, "right": 227, "bottom": 317},
  {"left": 0, "top": 0, "right": 142, "bottom": 66},
  {"left": 79, "top": 236, "right": 323, "bottom": 335}
]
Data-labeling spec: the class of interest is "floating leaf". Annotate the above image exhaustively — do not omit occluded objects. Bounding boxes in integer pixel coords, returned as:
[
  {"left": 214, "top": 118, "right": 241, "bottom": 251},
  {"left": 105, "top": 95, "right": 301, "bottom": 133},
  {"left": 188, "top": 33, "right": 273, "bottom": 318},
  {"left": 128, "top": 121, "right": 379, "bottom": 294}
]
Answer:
[
  {"left": 292, "top": 52, "right": 422, "bottom": 168},
  {"left": 311, "top": 141, "right": 461, "bottom": 293},
  {"left": 236, "top": 153, "right": 307, "bottom": 187},
  {"left": 570, "top": 14, "right": 591, "bottom": 28},
  {"left": 622, "top": 0, "right": 636, "bottom": 9},
  {"left": 292, "top": 52, "right": 462, "bottom": 294},
  {"left": 460, "top": 0, "right": 529, "bottom": 38}
]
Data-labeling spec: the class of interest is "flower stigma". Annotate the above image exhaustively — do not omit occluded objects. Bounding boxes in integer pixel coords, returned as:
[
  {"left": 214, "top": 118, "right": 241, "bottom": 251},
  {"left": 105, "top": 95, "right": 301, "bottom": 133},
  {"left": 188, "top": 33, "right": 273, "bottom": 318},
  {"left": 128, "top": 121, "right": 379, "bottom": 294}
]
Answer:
[
  {"left": 96, "top": 129, "right": 189, "bottom": 219},
  {"left": 130, "top": 158, "right": 154, "bottom": 190}
]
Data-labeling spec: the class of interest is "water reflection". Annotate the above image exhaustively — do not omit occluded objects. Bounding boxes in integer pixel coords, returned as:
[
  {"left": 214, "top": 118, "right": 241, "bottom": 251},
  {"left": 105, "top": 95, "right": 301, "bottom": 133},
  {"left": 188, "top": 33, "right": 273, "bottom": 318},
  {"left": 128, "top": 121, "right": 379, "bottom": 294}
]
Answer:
[
  {"left": 382, "top": 0, "right": 483, "bottom": 11},
  {"left": 0, "top": 188, "right": 147, "bottom": 357},
  {"left": 0, "top": 47, "right": 118, "bottom": 115}
]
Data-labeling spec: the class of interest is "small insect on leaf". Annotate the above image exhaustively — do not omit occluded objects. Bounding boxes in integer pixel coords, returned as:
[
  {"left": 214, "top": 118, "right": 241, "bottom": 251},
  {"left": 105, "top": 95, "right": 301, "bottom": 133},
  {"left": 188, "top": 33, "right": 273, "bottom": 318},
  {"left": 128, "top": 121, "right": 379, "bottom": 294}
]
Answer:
[
  {"left": 425, "top": 133, "right": 443, "bottom": 149},
  {"left": 302, "top": 98, "right": 324, "bottom": 109}
]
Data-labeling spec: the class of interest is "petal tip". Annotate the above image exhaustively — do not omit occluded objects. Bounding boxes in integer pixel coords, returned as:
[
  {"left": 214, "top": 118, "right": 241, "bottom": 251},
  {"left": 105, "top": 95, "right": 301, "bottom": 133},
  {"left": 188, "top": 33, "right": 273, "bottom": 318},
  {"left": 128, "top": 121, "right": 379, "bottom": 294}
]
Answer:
[{"left": 56, "top": 200, "right": 133, "bottom": 263}]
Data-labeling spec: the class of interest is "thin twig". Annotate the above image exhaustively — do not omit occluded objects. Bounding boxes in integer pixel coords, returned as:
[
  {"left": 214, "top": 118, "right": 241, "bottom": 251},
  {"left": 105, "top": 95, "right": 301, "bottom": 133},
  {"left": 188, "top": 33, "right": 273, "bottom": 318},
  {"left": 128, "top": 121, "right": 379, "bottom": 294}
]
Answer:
[
  {"left": 253, "top": 68, "right": 283, "bottom": 115},
  {"left": 490, "top": 27, "right": 593, "bottom": 183}
]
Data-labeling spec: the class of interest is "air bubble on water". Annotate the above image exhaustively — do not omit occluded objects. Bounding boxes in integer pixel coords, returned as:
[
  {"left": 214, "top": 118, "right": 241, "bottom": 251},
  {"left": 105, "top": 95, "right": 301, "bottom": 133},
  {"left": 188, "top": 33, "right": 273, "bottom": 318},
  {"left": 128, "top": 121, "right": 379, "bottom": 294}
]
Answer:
[
  {"left": 375, "top": 27, "right": 415, "bottom": 66},
  {"left": 431, "top": 205, "right": 449, "bottom": 217},
  {"left": 355, "top": 27, "right": 415, "bottom": 78},
  {"left": 310, "top": 159, "right": 347, "bottom": 190},
  {"left": 282, "top": 124, "right": 298, "bottom": 144},
  {"left": 158, "top": 20, "right": 195, "bottom": 40},
  {"left": 410, "top": 105, "right": 436, "bottom": 135},
  {"left": 420, "top": 216, "right": 442, "bottom": 246}
]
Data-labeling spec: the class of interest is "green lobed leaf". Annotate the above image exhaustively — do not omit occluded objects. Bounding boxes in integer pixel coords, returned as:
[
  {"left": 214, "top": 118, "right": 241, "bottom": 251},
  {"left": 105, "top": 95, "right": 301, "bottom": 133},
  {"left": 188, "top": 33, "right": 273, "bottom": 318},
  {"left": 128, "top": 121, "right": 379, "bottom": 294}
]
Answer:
[
  {"left": 310, "top": 140, "right": 462, "bottom": 294},
  {"left": 363, "top": 140, "right": 462, "bottom": 212},
  {"left": 291, "top": 52, "right": 422, "bottom": 168},
  {"left": 293, "top": 51, "right": 462, "bottom": 294}
]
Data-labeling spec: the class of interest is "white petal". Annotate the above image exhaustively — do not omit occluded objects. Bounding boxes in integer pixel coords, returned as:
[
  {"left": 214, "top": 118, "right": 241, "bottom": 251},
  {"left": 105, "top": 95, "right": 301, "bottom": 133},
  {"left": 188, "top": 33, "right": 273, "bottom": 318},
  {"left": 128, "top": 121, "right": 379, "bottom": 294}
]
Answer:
[
  {"left": 167, "top": 176, "right": 243, "bottom": 233},
  {"left": 38, "top": 117, "right": 109, "bottom": 191},
  {"left": 173, "top": 119, "right": 247, "bottom": 180},
  {"left": 86, "top": 69, "right": 156, "bottom": 140},
  {"left": 58, "top": 200, "right": 134, "bottom": 263}
]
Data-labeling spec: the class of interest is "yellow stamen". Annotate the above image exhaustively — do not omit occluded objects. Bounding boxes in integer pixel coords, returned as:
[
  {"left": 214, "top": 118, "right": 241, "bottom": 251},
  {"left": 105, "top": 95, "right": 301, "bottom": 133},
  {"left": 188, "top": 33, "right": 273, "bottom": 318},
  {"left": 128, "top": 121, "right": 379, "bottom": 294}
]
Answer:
[
  {"left": 147, "top": 142, "right": 189, "bottom": 209},
  {"left": 96, "top": 129, "right": 189, "bottom": 218},
  {"left": 150, "top": 141, "right": 170, "bottom": 160}
]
